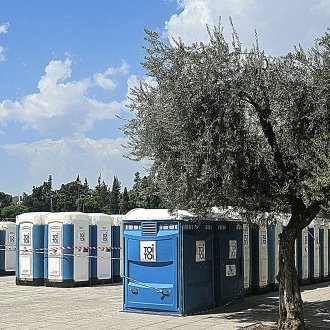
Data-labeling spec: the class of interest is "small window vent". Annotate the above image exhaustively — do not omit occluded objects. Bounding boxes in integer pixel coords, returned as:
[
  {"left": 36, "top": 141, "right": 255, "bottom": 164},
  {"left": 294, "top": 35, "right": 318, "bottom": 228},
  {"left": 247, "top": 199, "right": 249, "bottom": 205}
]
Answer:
[{"left": 142, "top": 222, "right": 157, "bottom": 236}]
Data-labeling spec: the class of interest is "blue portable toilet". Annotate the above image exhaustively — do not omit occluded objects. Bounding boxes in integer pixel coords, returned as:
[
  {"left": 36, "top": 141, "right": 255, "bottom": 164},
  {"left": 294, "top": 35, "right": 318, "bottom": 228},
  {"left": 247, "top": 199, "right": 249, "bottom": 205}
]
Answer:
[
  {"left": 308, "top": 221, "right": 321, "bottom": 283},
  {"left": 251, "top": 223, "right": 269, "bottom": 293},
  {"left": 89, "top": 213, "right": 113, "bottom": 285},
  {"left": 123, "top": 208, "right": 217, "bottom": 315},
  {"left": 0, "top": 221, "right": 16, "bottom": 276},
  {"left": 214, "top": 220, "right": 243, "bottom": 305},
  {"left": 44, "top": 212, "right": 91, "bottom": 287},
  {"left": 296, "top": 226, "right": 309, "bottom": 284},
  {"left": 267, "top": 224, "right": 282, "bottom": 290},
  {"left": 16, "top": 212, "right": 48, "bottom": 286},
  {"left": 110, "top": 214, "right": 123, "bottom": 283}
]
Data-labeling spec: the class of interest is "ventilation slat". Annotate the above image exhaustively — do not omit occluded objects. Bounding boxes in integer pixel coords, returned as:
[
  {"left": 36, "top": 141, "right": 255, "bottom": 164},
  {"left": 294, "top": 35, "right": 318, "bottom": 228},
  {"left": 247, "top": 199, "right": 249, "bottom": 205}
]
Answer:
[{"left": 142, "top": 222, "right": 157, "bottom": 236}]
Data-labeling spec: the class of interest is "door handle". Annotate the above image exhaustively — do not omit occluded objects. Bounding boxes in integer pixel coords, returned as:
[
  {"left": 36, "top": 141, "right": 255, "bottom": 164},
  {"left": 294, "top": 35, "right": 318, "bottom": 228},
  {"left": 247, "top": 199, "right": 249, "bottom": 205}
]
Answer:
[
  {"left": 161, "top": 290, "right": 171, "bottom": 295},
  {"left": 130, "top": 288, "right": 139, "bottom": 294}
]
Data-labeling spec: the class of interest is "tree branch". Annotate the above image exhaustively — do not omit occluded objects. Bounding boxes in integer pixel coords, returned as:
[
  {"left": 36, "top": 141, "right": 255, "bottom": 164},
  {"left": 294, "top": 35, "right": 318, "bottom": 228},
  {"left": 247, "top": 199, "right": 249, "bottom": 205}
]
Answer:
[{"left": 241, "top": 91, "right": 289, "bottom": 183}]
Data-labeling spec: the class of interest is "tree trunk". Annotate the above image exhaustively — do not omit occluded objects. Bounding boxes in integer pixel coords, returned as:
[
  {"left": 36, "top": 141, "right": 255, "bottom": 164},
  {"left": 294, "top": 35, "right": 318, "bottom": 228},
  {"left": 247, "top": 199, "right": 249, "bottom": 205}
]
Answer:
[{"left": 278, "top": 226, "right": 304, "bottom": 329}]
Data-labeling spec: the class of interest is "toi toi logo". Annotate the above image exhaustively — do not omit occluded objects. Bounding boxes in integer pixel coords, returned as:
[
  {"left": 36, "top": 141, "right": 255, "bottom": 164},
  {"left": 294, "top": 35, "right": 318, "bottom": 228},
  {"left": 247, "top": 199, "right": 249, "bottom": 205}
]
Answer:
[
  {"left": 140, "top": 241, "right": 157, "bottom": 262},
  {"left": 143, "top": 244, "right": 155, "bottom": 260}
]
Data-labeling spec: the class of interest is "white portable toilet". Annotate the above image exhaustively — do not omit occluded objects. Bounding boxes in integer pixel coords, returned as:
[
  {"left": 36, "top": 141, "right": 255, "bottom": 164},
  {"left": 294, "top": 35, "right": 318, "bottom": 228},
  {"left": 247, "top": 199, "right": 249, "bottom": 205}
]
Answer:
[
  {"left": 0, "top": 221, "right": 16, "bottom": 275},
  {"left": 16, "top": 212, "right": 48, "bottom": 286},
  {"left": 251, "top": 223, "right": 269, "bottom": 293},
  {"left": 297, "top": 226, "right": 309, "bottom": 284},
  {"left": 309, "top": 221, "right": 320, "bottom": 282},
  {"left": 242, "top": 223, "right": 251, "bottom": 294},
  {"left": 89, "top": 213, "right": 113, "bottom": 284},
  {"left": 323, "top": 221, "right": 329, "bottom": 279},
  {"left": 44, "top": 212, "right": 91, "bottom": 287}
]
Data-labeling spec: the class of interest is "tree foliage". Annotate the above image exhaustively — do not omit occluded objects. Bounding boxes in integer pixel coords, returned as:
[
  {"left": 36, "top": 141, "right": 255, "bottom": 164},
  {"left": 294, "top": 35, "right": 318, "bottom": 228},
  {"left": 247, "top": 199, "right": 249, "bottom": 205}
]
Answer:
[
  {"left": 125, "top": 27, "right": 330, "bottom": 216},
  {"left": 0, "top": 191, "right": 12, "bottom": 219},
  {"left": 1, "top": 204, "right": 28, "bottom": 219},
  {"left": 22, "top": 175, "right": 53, "bottom": 212}
]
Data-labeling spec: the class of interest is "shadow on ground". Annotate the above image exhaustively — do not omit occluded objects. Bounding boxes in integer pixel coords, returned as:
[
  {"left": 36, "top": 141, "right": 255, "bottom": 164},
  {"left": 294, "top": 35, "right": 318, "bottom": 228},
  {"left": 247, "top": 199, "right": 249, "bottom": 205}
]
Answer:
[{"left": 203, "top": 282, "right": 330, "bottom": 330}]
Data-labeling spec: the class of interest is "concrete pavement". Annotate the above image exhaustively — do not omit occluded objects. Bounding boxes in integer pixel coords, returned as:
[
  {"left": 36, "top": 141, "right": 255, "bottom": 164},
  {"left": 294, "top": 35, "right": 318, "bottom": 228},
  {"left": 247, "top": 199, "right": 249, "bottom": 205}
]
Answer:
[{"left": 0, "top": 276, "right": 329, "bottom": 329}]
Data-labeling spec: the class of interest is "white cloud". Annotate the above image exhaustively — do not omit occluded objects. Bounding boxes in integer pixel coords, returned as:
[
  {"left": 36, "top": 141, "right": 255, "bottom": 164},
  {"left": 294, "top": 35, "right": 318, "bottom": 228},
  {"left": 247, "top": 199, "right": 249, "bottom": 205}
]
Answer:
[
  {"left": 94, "top": 73, "right": 117, "bottom": 90},
  {"left": 2, "top": 136, "right": 148, "bottom": 192},
  {"left": 94, "top": 60, "right": 129, "bottom": 90},
  {"left": 0, "top": 23, "right": 9, "bottom": 61},
  {"left": 165, "top": 0, "right": 255, "bottom": 45},
  {"left": 311, "top": 0, "right": 330, "bottom": 15},
  {"left": 0, "top": 45, "right": 5, "bottom": 62},
  {"left": 164, "top": 0, "right": 330, "bottom": 55},
  {"left": 0, "top": 23, "right": 9, "bottom": 34},
  {"left": 0, "top": 59, "right": 127, "bottom": 137},
  {"left": 126, "top": 74, "right": 158, "bottom": 100}
]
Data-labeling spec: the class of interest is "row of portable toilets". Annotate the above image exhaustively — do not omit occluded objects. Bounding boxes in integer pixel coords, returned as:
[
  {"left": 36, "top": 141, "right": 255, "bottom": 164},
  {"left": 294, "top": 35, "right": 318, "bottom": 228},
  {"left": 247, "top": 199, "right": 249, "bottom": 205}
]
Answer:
[
  {"left": 1, "top": 208, "right": 330, "bottom": 316},
  {"left": 121, "top": 209, "right": 330, "bottom": 315},
  {"left": 0, "top": 212, "right": 123, "bottom": 287}
]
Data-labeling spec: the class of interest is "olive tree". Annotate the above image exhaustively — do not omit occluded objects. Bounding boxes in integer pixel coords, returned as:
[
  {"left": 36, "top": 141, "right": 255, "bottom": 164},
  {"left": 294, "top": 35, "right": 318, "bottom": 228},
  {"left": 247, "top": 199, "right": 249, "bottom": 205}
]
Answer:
[{"left": 124, "top": 26, "right": 330, "bottom": 329}]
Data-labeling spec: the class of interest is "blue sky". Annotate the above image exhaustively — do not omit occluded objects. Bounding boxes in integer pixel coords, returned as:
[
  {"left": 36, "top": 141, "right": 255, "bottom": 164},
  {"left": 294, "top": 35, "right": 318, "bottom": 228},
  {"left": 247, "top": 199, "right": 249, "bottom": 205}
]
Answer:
[{"left": 1, "top": 0, "right": 330, "bottom": 196}]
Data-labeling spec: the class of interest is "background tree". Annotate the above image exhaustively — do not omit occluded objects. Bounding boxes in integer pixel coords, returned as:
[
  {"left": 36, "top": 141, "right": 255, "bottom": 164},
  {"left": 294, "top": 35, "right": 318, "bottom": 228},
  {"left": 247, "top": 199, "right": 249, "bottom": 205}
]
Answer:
[
  {"left": 1, "top": 204, "right": 28, "bottom": 219},
  {"left": 124, "top": 27, "right": 330, "bottom": 329},
  {"left": 129, "top": 172, "right": 141, "bottom": 208},
  {"left": 110, "top": 176, "right": 121, "bottom": 214},
  {"left": 120, "top": 187, "right": 131, "bottom": 214},
  {"left": 54, "top": 177, "right": 89, "bottom": 212},
  {"left": 23, "top": 176, "right": 53, "bottom": 212},
  {"left": 93, "top": 174, "right": 111, "bottom": 213},
  {"left": 0, "top": 191, "right": 12, "bottom": 219}
]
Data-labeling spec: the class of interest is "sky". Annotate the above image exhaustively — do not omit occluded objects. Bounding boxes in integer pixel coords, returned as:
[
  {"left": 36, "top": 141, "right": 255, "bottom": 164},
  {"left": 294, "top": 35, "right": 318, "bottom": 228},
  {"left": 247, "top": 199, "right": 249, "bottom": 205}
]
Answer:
[{"left": 0, "top": 0, "right": 330, "bottom": 196}]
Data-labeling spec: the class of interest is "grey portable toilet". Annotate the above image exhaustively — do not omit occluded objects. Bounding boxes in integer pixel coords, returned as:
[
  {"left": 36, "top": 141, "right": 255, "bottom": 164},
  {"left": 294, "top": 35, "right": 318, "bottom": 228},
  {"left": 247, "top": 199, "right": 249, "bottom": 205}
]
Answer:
[
  {"left": 297, "top": 226, "right": 309, "bottom": 284},
  {"left": 0, "top": 221, "right": 16, "bottom": 276},
  {"left": 267, "top": 224, "right": 282, "bottom": 289},
  {"left": 16, "top": 212, "right": 48, "bottom": 286},
  {"left": 89, "top": 213, "right": 113, "bottom": 284},
  {"left": 44, "top": 212, "right": 91, "bottom": 287},
  {"left": 309, "top": 221, "right": 321, "bottom": 283},
  {"left": 251, "top": 223, "right": 269, "bottom": 293},
  {"left": 123, "top": 208, "right": 218, "bottom": 315}
]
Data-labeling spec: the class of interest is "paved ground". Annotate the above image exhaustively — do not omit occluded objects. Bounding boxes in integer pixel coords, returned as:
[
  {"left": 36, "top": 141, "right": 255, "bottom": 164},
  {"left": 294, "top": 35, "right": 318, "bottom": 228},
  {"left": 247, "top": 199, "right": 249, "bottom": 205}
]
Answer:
[{"left": 0, "top": 276, "right": 329, "bottom": 329}]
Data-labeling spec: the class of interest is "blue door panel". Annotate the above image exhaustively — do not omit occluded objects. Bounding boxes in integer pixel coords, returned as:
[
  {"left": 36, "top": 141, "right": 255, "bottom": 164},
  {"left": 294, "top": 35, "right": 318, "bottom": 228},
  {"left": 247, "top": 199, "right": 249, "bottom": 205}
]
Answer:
[{"left": 125, "top": 232, "right": 178, "bottom": 312}]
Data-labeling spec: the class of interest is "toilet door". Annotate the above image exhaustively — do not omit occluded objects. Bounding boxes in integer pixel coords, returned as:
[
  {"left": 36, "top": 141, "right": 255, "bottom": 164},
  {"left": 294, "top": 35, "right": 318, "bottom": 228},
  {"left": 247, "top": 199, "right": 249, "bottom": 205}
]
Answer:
[
  {"left": 97, "top": 222, "right": 111, "bottom": 280},
  {"left": 19, "top": 224, "right": 33, "bottom": 279},
  {"left": 5, "top": 227, "right": 15, "bottom": 271},
  {"left": 48, "top": 223, "right": 63, "bottom": 280},
  {"left": 74, "top": 223, "right": 89, "bottom": 282},
  {"left": 259, "top": 226, "right": 268, "bottom": 287}
]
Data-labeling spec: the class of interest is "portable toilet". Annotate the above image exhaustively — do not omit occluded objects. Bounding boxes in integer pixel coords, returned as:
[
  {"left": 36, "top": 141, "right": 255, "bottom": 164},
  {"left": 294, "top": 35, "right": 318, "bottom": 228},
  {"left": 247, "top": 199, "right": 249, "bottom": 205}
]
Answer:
[
  {"left": 267, "top": 224, "right": 282, "bottom": 290},
  {"left": 89, "top": 213, "right": 113, "bottom": 285},
  {"left": 110, "top": 214, "right": 123, "bottom": 283},
  {"left": 322, "top": 221, "right": 329, "bottom": 280},
  {"left": 251, "top": 223, "right": 269, "bottom": 293},
  {"left": 296, "top": 226, "right": 309, "bottom": 284},
  {"left": 123, "top": 208, "right": 217, "bottom": 315},
  {"left": 16, "top": 212, "right": 48, "bottom": 286},
  {"left": 214, "top": 220, "right": 243, "bottom": 305},
  {"left": 308, "top": 221, "right": 321, "bottom": 283},
  {"left": 44, "top": 212, "right": 91, "bottom": 287},
  {"left": 242, "top": 223, "right": 252, "bottom": 295},
  {"left": 0, "top": 221, "right": 16, "bottom": 276}
]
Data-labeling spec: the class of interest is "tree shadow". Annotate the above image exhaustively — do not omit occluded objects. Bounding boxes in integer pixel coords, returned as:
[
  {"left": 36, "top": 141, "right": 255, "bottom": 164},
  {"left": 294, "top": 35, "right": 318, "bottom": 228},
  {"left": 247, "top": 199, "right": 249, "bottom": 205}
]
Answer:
[{"left": 203, "top": 283, "right": 330, "bottom": 330}]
